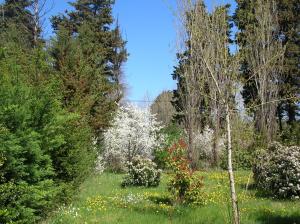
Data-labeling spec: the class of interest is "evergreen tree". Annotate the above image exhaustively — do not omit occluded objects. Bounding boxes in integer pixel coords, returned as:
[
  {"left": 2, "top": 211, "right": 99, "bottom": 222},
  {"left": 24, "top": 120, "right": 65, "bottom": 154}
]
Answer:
[
  {"left": 0, "top": 22, "right": 96, "bottom": 223},
  {"left": 51, "top": 0, "right": 127, "bottom": 134},
  {"left": 0, "top": 0, "right": 35, "bottom": 46},
  {"left": 277, "top": 0, "right": 300, "bottom": 123}
]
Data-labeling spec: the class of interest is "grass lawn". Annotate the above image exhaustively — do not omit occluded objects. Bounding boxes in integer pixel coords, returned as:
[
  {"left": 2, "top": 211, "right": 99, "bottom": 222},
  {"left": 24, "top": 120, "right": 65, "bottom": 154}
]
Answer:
[{"left": 44, "top": 171, "right": 300, "bottom": 224}]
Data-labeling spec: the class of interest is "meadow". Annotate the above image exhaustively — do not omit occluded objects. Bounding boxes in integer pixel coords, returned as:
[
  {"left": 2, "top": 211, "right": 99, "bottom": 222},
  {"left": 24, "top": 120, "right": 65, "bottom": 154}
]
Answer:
[{"left": 45, "top": 171, "right": 300, "bottom": 224}]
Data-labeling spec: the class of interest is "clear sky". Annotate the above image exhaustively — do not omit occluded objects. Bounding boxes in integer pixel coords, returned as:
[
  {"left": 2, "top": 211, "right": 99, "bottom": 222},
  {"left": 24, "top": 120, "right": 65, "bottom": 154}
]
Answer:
[
  {"left": 1, "top": 0, "right": 237, "bottom": 102},
  {"left": 112, "top": 0, "right": 237, "bottom": 102}
]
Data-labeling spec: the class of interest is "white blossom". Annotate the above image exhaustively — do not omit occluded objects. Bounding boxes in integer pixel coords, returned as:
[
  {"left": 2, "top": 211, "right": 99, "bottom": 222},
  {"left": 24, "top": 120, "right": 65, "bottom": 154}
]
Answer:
[
  {"left": 103, "top": 104, "right": 164, "bottom": 170},
  {"left": 193, "top": 126, "right": 225, "bottom": 160}
]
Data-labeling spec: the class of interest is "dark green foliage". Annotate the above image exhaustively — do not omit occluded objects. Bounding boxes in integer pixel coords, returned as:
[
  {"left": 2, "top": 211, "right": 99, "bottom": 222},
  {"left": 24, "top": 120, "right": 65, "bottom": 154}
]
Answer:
[
  {"left": 51, "top": 0, "right": 127, "bottom": 134},
  {"left": 276, "top": 0, "right": 300, "bottom": 123},
  {"left": 0, "top": 0, "right": 126, "bottom": 223},
  {"left": 0, "top": 30, "right": 96, "bottom": 223},
  {"left": 0, "top": 0, "right": 126, "bottom": 222},
  {"left": 0, "top": 0, "right": 36, "bottom": 47},
  {"left": 280, "top": 122, "right": 300, "bottom": 146},
  {"left": 0, "top": 180, "right": 59, "bottom": 223}
]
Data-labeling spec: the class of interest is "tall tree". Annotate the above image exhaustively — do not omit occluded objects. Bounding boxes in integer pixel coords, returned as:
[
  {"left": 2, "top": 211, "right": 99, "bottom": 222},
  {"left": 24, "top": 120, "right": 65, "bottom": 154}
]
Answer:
[
  {"left": 234, "top": 0, "right": 285, "bottom": 142},
  {"left": 0, "top": 0, "right": 35, "bottom": 46},
  {"left": 0, "top": 25, "right": 96, "bottom": 223},
  {"left": 234, "top": 0, "right": 299, "bottom": 134},
  {"left": 175, "top": 1, "right": 240, "bottom": 222},
  {"left": 276, "top": 0, "right": 300, "bottom": 123},
  {"left": 172, "top": 3, "right": 233, "bottom": 168},
  {"left": 151, "top": 91, "right": 176, "bottom": 126},
  {"left": 51, "top": 0, "right": 127, "bottom": 134}
]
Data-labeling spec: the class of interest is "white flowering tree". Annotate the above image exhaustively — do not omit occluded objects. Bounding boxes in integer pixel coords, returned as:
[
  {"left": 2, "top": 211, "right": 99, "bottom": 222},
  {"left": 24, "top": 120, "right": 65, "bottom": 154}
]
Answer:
[
  {"left": 193, "top": 127, "right": 225, "bottom": 167},
  {"left": 103, "top": 104, "right": 164, "bottom": 170}
]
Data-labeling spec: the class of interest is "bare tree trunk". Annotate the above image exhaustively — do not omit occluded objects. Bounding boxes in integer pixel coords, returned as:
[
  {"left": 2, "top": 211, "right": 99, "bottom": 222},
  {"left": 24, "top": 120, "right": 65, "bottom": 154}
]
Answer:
[
  {"left": 33, "top": 0, "right": 39, "bottom": 46},
  {"left": 212, "top": 97, "right": 220, "bottom": 167},
  {"left": 187, "top": 125, "right": 194, "bottom": 167},
  {"left": 226, "top": 104, "right": 240, "bottom": 224}
]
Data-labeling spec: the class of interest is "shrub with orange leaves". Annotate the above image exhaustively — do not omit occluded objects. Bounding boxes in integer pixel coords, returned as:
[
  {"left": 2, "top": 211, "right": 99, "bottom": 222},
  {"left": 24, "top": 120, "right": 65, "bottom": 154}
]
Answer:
[{"left": 166, "top": 139, "right": 204, "bottom": 204}]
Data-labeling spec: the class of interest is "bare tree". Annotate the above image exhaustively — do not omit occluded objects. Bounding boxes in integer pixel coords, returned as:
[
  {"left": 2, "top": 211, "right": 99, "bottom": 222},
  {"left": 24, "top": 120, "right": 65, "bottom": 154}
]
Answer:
[
  {"left": 243, "top": 0, "right": 284, "bottom": 143},
  {"left": 173, "top": 0, "right": 209, "bottom": 168},
  {"left": 175, "top": 1, "right": 240, "bottom": 223},
  {"left": 30, "top": 0, "right": 54, "bottom": 46}
]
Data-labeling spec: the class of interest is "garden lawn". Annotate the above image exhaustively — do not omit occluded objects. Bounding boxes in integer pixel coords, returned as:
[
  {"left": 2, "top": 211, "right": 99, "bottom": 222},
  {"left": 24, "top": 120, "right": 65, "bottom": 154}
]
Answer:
[{"left": 44, "top": 171, "right": 300, "bottom": 224}]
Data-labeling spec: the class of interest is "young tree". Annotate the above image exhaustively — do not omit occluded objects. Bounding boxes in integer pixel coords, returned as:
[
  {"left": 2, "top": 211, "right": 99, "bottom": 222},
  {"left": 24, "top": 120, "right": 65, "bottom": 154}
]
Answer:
[
  {"left": 175, "top": 1, "right": 240, "bottom": 222},
  {"left": 103, "top": 104, "right": 164, "bottom": 171}
]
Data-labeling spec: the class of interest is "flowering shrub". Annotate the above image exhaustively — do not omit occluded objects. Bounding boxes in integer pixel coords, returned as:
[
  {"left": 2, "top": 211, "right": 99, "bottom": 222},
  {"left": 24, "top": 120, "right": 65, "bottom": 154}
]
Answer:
[
  {"left": 121, "top": 156, "right": 161, "bottom": 187},
  {"left": 103, "top": 104, "right": 164, "bottom": 171},
  {"left": 166, "top": 139, "right": 204, "bottom": 204},
  {"left": 193, "top": 127, "right": 225, "bottom": 167},
  {"left": 253, "top": 142, "right": 300, "bottom": 199}
]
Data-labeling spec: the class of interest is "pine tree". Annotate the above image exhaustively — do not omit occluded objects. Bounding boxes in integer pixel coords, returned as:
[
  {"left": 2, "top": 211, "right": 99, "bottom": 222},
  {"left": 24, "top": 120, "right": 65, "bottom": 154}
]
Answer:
[
  {"left": 51, "top": 0, "right": 127, "bottom": 134},
  {"left": 0, "top": 0, "right": 35, "bottom": 46}
]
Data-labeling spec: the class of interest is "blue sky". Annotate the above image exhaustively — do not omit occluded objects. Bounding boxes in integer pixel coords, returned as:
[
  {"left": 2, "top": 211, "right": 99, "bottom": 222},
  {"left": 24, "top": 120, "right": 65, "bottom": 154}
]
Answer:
[
  {"left": 112, "top": 0, "right": 237, "bottom": 102},
  {"left": 1, "top": 0, "right": 237, "bottom": 102}
]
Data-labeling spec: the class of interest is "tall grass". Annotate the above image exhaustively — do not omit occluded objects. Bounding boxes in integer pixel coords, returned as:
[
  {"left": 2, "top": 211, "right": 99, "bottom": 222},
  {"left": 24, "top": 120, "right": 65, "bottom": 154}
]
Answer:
[{"left": 45, "top": 171, "right": 300, "bottom": 224}]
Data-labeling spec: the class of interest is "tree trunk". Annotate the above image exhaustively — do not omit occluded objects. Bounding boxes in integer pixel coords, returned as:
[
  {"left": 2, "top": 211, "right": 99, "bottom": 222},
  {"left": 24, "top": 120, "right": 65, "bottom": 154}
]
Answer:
[
  {"left": 286, "top": 101, "right": 296, "bottom": 124},
  {"left": 33, "top": 0, "right": 39, "bottom": 46},
  {"left": 187, "top": 124, "right": 195, "bottom": 168},
  {"left": 225, "top": 104, "right": 240, "bottom": 224}
]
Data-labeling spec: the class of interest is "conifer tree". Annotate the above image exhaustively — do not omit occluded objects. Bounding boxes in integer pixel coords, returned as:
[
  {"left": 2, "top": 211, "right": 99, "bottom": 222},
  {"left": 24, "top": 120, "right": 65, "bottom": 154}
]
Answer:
[
  {"left": 51, "top": 0, "right": 127, "bottom": 134},
  {"left": 0, "top": 0, "right": 35, "bottom": 46}
]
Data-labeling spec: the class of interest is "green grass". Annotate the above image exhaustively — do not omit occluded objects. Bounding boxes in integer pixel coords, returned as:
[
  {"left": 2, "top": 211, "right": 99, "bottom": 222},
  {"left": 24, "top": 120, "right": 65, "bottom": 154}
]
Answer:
[{"left": 44, "top": 171, "right": 300, "bottom": 224}]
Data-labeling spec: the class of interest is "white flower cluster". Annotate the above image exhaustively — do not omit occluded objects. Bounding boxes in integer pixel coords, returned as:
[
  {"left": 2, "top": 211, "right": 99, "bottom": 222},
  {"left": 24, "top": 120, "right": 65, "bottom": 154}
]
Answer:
[
  {"left": 103, "top": 104, "right": 164, "bottom": 171},
  {"left": 121, "top": 156, "right": 161, "bottom": 187},
  {"left": 254, "top": 142, "right": 300, "bottom": 199},
  {"left": 193, "top": 126, "right": 225, "bottom": 160}
]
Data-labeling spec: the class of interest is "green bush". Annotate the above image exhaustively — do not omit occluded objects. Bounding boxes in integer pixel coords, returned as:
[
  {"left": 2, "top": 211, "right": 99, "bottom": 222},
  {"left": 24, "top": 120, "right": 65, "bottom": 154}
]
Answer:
[
  {"left": 121, "top": 156, "right": 161, "bottom": 187},
  {"left": 281, "top": 122, "right": 300, "bottom": 146},
  {"left": 253, "top": 142, "right": 300, "bottom": 199},
  {"left": 0, "top": 181, "right": 57, "bottom": 223},
  {"left": 221, "top": 118, "right": 256, "bottom": 170},
  {"left": 154, "top": 123, "right": 183, "bottom": 169},
  {"left": 0, "top": 45, "right": 96, "bottom": 223},
  {"left": 220, "top": 148, "right": 254, "bottom": 170}
]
